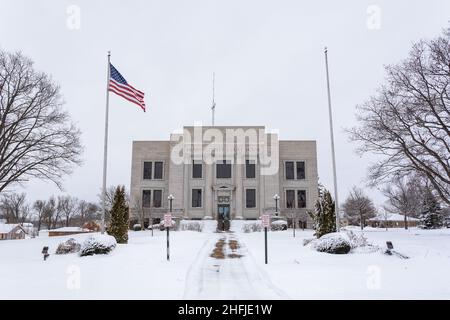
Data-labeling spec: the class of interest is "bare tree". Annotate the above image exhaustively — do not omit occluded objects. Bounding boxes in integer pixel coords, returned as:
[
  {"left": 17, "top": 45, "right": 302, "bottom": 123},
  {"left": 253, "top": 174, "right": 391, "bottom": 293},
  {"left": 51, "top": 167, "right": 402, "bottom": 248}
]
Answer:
[
  {"left": 342, "top": 186, "right": 376, "bottom": 229},
  {"left": 382, "top": 175, "right": 424, "bottom": 229},
  {"left": 349, "top": 27, "right": 450, "bottom": 205},
  {"left": 57, "top": 195, "right": 78, "bottom": 227},
  {"left": 0, "top": 192, "right": 29, "bottom": 223},
  {"left": 0, "top": 50, "right": 83, "bottom": 193},
  {"left": 43, "top": 197, "right": 58, "bottom": 229},
  {"left": 32, "top": 199, "right": 45, "bottom": 231},
  {"left": 77, "top": 200, "right": 99, "bottom": 225}
]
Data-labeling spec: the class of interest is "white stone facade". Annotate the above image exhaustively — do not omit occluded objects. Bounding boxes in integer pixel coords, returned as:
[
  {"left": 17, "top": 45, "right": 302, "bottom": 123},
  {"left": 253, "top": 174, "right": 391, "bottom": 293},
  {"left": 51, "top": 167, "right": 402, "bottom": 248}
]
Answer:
[{"left": 130, "top": 126, "right": 318, "bottom": 227}]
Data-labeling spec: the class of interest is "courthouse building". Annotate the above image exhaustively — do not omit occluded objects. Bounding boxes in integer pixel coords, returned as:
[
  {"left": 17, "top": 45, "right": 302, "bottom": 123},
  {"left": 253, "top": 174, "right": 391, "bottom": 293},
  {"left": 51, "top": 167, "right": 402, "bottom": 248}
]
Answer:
[{"left": 130, "top": 126, "right": 318, "bottom": 228}]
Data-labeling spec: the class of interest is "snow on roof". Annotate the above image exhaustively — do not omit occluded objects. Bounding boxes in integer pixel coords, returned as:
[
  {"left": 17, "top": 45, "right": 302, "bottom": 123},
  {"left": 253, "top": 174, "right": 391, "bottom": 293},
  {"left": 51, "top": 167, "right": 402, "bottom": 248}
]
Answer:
[
  {"left": 50, "top": 227, "right": 89, "bottom": 232},
  {"left": 0, "top": 223, "right": 22, "bottom": 233},
  {"left": 369, "top": 213, "right": 419, "bottom": 222}
]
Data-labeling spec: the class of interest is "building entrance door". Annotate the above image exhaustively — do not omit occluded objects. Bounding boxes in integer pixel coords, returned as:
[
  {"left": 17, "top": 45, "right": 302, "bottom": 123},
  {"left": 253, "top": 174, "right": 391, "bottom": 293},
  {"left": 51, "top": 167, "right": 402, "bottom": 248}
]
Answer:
[{"left": 217, "top": 204, "right": 230, "bottom": 231}]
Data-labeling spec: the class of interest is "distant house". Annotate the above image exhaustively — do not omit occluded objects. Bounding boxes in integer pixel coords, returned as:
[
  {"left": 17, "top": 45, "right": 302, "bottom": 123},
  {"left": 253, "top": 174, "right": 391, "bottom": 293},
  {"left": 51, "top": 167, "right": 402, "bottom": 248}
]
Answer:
[
  {"left": 48, "top": 227, "right": 92, "bottom": 237},
  {"left": 368, "top": 213, "right": 419, "bottom": 228},
  {"left": 0, "top": 224, "right": 27, "bottom": 240}
]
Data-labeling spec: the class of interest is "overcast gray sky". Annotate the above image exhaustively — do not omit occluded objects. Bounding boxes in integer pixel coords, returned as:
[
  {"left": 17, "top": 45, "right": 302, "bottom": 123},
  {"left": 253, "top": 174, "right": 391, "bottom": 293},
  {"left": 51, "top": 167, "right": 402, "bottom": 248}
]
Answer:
[{"left": 1, "top": 0, "right": 449, "bottom": 208}]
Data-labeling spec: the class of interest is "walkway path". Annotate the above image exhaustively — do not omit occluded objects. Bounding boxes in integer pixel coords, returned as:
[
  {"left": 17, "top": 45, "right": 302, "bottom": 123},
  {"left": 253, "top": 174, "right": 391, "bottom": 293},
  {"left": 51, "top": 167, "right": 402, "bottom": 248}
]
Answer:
[{"left": 183, "top": 229, "right": 289, "bottom": 299}]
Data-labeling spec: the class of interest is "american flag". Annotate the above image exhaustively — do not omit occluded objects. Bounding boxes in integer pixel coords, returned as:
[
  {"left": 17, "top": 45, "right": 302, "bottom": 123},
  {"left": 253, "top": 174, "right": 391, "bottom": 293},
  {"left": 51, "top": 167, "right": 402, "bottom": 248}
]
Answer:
[{"left": 109, "top": 63, "right": 146, "bottom": 112}]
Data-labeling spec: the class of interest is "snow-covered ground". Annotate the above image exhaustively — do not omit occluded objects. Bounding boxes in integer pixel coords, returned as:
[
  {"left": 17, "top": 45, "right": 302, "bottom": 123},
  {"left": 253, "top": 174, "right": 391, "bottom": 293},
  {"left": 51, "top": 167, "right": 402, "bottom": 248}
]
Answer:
[{"left": 1, "top": 222, "right": 450, "bottom": 299}]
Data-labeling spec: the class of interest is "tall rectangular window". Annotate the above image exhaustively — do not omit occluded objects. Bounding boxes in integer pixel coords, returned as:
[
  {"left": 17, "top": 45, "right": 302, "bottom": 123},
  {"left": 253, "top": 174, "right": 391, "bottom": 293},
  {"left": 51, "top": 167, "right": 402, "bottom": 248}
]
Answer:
[
  {"left": 153, "top": 190, "right": 162, "bottom": 208},
  {"left": 296, "top": 161, "right": 305, "bottom": 180},
  {"left": 216, "top": 160, "right": 231, "bottom": 178},
  {"left": 245, "top": 160, "right": 256, "bottom": 179},
  {"left": 143, "top": 162, "right": 152, "bottom": 180},
  {"left": 245, "top": 189, "right": 256, "bottom": 208},
  {"left": 192, "top": 160, "right": 203, "bottom": 178},
  {"left": 142, "top": 190, "right": 151, "bottom": 208},
  {"left": 154, "top": 161, "right": 163, "bottom": 179},
  {"left": 297, "top": 190, "right": 306, "bottom": 208},
  {"left": 286, "top": 190, "right": 295, "bottom": 208},
  {"left": 192, "top": 189, "right": 202, "bottom": 208},
  {"left": 285, "top": 161, "right": 294, "bottom": 180}
]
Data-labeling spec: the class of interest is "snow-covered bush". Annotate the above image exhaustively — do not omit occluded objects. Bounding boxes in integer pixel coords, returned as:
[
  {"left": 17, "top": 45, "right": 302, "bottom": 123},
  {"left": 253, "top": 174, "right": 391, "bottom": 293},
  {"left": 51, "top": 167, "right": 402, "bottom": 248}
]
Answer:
[
  {"left": 79, "top": 235, "right": 117, "bottom": 257},
  {"left": 345, "top": 230, "right": 369, "bottom": 249},
  {"left": 179, "top": 220, "right": 203, "bottom": 232},
  {"left": 55, "top": 238, "right": 81, "bottom": 254},
  {"left": 203, "top": 216, "right": 213, "bottom": 220},
  {"left": 242, "top": 221, "right": 262, "bottom": 233},
  {"left": 313, "top": 232, "right": 351, "bottom": 254},
  {"left": 271, "top": 220, "right": 287, "bottom": 231},
  {"left": 133, "top": 224, "right": 142, "bottom": 231}
]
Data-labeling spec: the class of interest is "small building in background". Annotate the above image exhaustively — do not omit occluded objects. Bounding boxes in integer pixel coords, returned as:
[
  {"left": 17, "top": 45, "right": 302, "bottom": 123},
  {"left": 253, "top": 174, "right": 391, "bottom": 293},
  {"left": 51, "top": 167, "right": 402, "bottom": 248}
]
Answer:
[
  {"left": 0, "top": 224, "right": 27, "bottom": 240},
  {"left": 368, "top": 213, "right": 419, "bottom": 228},
  {"left": 48, "top": 227, "right": 91, "bottom": 237}
]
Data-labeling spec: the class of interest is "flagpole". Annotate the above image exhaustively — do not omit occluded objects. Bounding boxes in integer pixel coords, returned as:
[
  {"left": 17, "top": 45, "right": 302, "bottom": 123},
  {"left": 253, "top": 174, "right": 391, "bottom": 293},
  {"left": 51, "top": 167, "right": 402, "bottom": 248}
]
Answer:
[
  {"left": 101, "top": 51, "right": 111, "bottom": 234},
  {"left": 211, "top": 72, "right": 215, "bottom": 126},
  {"left": 324, "top": 47, "right": 340, "bottom": 232}
]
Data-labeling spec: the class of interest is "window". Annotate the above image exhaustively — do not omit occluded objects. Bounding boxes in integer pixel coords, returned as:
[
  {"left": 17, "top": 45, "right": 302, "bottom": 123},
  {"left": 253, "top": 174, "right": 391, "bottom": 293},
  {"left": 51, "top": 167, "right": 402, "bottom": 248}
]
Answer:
[
  {"left": 296, "top": 161, "right": 305, "bottom": 180},
  {"left": 142, "top": 190, "right": 151, "bottom": 208},
  {"left": 143, "top": 162, "right": 152, "bottom": 180},
  {"left": 154, "top": 161, "right": 163, "bottom": 179},
  {"left": 286, "top": 190, "right": 295, "bottom": 208},
  {"left": 192, "top": 189, "right": 202, "bottom": 208},
  {"left": 297, "top": 190, "right": 306, "bottom": 208},
  {"left": 285, "top": 161, "right": 294, "bottom": 180},
  {"left": 192, "top": 160, "right": 203, "bottom": 179},
  {"left": 245, "top": 160, "right": 256, "bottom": 179},
  {"left": 153, "top": 190, "right": 162, "bottom": 208},
  {"left": 216, "top": 160, "right": 231, "bottom": 178},
  {"left": 246, "top": 189, "right": 256, "bottom": 208}
]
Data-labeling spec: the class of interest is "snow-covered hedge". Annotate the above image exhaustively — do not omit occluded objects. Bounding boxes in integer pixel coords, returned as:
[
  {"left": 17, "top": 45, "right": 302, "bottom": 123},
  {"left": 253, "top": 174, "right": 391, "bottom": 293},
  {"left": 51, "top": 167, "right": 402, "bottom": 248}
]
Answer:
[
  {"left": 313, "top": 232, "right": 351, "bottom": 254},
  {"left": 133, "top": 224, "right": 142, "bottom": 231},
  {"left": 309, "top": 231, "right": 379, "bottom": 254},
  {"left": 271, "top": 220, "right": 287, "bottom": 231},
  {"left": 79, "top": 235, "right": 117, "bottom": 257},
  {"left": 179, "top": 220, "right": 203, "bottom": 232},
  {"left": 242, "top": 221, "right": 262, "bottom": 233},
  {"left": 56, "top": 238, "right": 81, "bottom": 254}
]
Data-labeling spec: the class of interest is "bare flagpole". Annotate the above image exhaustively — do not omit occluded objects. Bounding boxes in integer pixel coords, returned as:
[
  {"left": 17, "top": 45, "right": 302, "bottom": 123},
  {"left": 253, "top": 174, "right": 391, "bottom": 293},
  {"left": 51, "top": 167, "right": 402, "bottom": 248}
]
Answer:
[
  {"left": 101, "top": 51, "right": 111, "bottom": 234},
  {"left": 324, "top": 47, "right": 340, "bottom": 232},
  {"left": 211, "top": 72, "right": 216, "bottom": 126}
]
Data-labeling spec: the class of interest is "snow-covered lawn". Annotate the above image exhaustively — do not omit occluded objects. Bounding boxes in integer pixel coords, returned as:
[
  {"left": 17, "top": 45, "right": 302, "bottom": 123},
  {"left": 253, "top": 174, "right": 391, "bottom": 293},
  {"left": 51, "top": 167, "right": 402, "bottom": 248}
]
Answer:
[
  {"left": 1, "top": 222, "right": 450, "bottom": 299},
  {"left": 238, "top": 225, "right": 450, "bottom": 299},
  {"left": 0, "top": 229, "right": 209, "bottom": 299}
]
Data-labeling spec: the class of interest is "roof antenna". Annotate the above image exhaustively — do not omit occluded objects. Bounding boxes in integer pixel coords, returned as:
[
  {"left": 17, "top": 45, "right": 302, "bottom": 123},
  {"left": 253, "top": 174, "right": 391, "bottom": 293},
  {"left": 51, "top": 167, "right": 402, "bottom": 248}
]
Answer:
[{"left": 211, "top": 72, "right": 216, "bottom": 126}]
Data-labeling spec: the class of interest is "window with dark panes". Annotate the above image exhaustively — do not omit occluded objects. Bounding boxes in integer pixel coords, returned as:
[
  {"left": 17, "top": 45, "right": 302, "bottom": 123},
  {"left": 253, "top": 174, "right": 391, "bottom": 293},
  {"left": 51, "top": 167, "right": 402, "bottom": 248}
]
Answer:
[
  {"left": 285, "top": 161, "right": 294, "bottom": 180},
  {"left": 216, "top": 160, "right": 231, "bottom": 178},
  {"left": 245, "top": 160, "right": 256, "bottom": 179},
  {"left": 192, "top": 189, "right": 202, "bottom": 207},
  {"left": 192, "top": 160, "right": 203, "bottom": 178},
  {"left": 296, "top": 161, "right": 305, "bottom": 180},
  {"left": 154, "top": 161, "right": 163, "bottom": 179},
  {"left": 297, "top": 190, "right": 306, "bottom": 208},
  {"left": 142, "top": 190, "right": 151, "bottom": 208},
  {"left": 286, "top": 190, "right": 295, "bottom": 208},
  {"left": 246, "top": 189, "right": 256, "bottom": 208},
  {"left": 143, "top": 162, "right": 152, "bottom": 180},
  {"left": 153, "top": 190, "right": 162, "bottom": 208}
]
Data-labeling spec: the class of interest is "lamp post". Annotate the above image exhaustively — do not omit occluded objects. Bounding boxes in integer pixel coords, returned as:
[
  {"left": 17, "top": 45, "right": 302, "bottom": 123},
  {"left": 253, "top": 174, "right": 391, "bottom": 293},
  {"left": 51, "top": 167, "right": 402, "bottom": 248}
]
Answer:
[
  {"left": 166, "top": 194, "right": 174, "bottom": 261},
  {"left": 273, "top": 194, "right": 280, "bottom": 216},
  {"left": 168, "top": 194, "right": 174, "bottom": 213}
]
